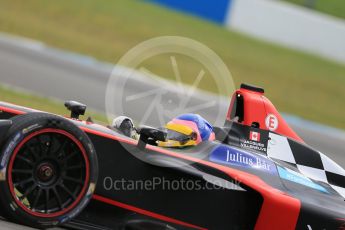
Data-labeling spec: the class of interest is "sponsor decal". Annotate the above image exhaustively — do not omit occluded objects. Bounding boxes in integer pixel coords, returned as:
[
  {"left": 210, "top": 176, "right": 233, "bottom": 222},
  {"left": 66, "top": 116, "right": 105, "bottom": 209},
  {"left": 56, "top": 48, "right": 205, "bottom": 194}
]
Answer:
[
  {"left": 239, "top": 128, "right": 268, "bottom": 153},
  {"left": 277, "top": 166, "right": 328, "bottom": 193},
  {"left": 240, "top": 140, "right": 267, "bottom": 152},
  {"left": 249, "top": 131, "right": 260, "bottom": 142},
  {"left": 265, "top": 114, "right": 278, "bottom": 131},
  {"left": 1, "top": 132, "right": 22, "bottom": 168},
  {"left": 210, "top": 145, "right": 277, "bottom": 174},
  {"left": 22, "top": 123, "right": 41, "bottom": 134}
]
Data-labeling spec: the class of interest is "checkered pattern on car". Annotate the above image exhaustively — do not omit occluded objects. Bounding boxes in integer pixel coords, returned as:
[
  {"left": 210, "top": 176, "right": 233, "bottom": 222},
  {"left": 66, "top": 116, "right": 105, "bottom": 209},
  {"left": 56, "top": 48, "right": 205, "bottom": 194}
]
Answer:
[{"left": 267, "top": 133, "right": 345, "bottom": 198}]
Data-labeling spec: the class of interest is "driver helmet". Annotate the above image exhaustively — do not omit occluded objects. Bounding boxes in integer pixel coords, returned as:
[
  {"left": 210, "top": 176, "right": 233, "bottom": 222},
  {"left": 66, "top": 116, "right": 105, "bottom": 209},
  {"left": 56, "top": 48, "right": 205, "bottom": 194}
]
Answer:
[{"left": 158, "top": 114, "right": 215, "bottom": 148}]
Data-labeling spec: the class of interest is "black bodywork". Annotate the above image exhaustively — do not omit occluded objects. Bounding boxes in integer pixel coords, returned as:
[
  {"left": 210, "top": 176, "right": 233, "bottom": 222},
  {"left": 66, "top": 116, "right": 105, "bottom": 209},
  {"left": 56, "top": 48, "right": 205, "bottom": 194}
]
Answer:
[{"left": 0, "top": 101, "right": 344, "bottom": 230}]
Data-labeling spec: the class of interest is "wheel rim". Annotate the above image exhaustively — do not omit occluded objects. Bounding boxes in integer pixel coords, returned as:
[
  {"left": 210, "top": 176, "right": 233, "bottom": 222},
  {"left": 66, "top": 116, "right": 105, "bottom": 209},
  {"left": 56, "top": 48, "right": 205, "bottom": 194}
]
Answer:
[{"left": 7, "top": 128, "right": 90, "bottom": 218}]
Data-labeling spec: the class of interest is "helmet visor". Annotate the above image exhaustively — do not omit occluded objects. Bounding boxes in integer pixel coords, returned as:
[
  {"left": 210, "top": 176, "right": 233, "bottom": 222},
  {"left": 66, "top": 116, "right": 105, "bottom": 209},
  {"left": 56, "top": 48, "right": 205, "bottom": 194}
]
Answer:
[{"left": 166, "top": 129, "right": 196, "bottom": 144}]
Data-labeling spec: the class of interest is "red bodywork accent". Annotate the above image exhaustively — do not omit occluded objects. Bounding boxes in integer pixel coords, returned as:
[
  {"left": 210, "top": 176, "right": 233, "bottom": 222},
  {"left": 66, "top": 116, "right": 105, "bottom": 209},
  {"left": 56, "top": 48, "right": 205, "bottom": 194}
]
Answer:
[
  {"left": 226, "top": 88, "right": 304, "bottom": 142},
  {"left": 0, "top": 106, "right": 26, "bottom": 115},
  {"left": 338, "top": 218, "right": 345, "bottom": 230},
  {"left": 93, "top": 195, "right": 207, "bottom": 230},
  {"left": 7, "top": 128, "right": 90, "bottom": 218}
]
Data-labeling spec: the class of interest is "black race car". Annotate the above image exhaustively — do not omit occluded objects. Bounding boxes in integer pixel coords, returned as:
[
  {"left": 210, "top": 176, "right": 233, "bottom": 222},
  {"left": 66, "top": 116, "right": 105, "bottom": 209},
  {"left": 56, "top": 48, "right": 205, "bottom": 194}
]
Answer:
[{"left": 0, "top": 84, "right": 344, "bottom": 230}]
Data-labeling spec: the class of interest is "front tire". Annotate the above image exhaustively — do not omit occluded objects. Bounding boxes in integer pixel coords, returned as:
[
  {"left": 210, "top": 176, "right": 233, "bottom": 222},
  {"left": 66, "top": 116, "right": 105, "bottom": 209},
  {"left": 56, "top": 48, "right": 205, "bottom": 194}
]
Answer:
[{"left": 0, "top": 113, "right": 98, "bottom": 228}]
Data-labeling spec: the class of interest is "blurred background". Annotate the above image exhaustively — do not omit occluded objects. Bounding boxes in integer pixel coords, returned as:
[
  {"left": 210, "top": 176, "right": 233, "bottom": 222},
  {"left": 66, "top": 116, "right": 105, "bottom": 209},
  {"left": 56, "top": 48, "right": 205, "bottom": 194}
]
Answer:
[{"left": 0, "top": 0, "right": 344, "bottom": 162}]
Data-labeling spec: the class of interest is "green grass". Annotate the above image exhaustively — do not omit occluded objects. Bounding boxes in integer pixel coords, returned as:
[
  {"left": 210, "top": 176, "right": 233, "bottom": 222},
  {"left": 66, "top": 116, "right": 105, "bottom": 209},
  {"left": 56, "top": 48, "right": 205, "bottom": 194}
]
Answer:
[
  {"left": 0, "top": 85, "right": 106, "bottom": 123},
  {"left": 284, "top": 0, "right": 345, "bottom": 19},
  {"left": 0, "top": 0, "right": 344, "bottom": 129}
]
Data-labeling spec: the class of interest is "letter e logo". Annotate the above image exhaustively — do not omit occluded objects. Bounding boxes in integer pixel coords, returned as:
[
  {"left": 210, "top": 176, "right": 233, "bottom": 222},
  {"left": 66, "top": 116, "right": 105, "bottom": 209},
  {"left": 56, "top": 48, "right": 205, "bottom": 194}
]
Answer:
[{"left": 265, "top": 114, "right": 278, "bottom": 131}]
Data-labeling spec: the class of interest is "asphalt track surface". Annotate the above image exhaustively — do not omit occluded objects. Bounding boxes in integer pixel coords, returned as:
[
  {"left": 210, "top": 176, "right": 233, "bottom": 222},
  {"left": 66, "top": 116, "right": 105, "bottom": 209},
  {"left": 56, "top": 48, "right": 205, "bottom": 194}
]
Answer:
[
  {"left": 0, "top": 217, "right": 34, "bottom": 230},
  {"left": 0, "top": 34, "right": 344, "bottom": 229}
]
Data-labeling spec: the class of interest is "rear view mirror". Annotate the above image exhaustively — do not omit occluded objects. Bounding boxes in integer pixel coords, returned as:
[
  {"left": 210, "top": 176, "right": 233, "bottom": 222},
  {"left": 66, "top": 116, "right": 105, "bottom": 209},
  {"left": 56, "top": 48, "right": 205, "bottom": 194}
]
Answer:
[
  {"left": 137, "top": 126, "right": 166, "bottom": 149},
  {"left": 64, "top": 101, "right": 86, "bottom": 119}
]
